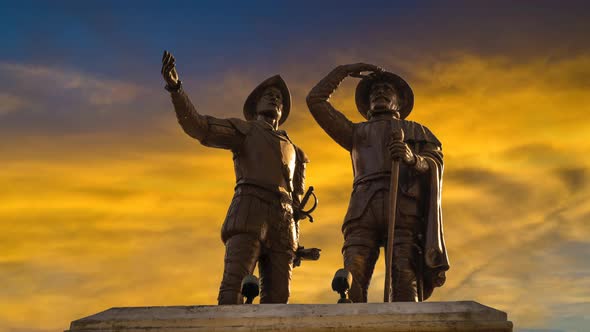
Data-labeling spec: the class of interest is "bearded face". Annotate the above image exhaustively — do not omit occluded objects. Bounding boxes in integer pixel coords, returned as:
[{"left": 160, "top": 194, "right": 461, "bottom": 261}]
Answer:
[{"left": 369, "top": 81, "right": 399, "bottom": 112}]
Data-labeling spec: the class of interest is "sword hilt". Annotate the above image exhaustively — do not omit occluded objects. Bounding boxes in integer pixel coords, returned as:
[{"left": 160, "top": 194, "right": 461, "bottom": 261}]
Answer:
[{"left": 297, "top": 186, "right": 318, "bottom": 223}]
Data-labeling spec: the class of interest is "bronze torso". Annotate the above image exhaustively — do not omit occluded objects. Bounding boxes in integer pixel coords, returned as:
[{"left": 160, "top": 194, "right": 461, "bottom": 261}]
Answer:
[
  {"left": 233, "top": 121, "right": 297, "bottom": 194},
  {"left": 218, "top": 119, "right": 302, "bottom": 250},
  {"left": 351, "top": 118, "right": 393, "bottom": 184},
  {"left": 345, "top": 118, "right": 440, "bottom": 223},
  {"left": 352, "top": 118, "right": 440, "bottom": 184}
]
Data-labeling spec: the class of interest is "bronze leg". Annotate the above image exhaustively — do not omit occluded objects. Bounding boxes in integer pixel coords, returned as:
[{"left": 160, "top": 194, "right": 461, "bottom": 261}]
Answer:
[
  {"left": 258, "top": 249, "right": 295, "bottom": 303},
  {"left": 217, "top": 233, "right": 261, "bottom": 305},
  {"left": 342, "top": 192, "right": 385, "bottom": 303},
  {"left": 391, "top": 241, "right": 418, "bottom": 302},
  {"left": 343, "top": 244, "right": 380, "bottom": 303}
]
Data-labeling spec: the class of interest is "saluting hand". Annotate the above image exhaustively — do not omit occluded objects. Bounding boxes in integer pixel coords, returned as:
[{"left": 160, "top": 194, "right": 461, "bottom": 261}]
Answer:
[{"left": 338, "top": 63, "right": 383, "bottom": 77}]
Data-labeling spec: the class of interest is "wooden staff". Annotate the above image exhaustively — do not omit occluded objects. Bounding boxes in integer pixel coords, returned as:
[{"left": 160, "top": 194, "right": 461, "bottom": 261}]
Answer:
[{"left": 384, "top": 127, "right": 404, "bottom": 302}]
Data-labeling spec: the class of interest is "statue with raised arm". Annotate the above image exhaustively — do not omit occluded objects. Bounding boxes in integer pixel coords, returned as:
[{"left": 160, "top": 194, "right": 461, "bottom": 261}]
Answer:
[
  {"left": 306, "top": 63, "right": 449, "bottom": 302},
  {"left": 161, "top": 51, "right": 319, "bottom": 304}
]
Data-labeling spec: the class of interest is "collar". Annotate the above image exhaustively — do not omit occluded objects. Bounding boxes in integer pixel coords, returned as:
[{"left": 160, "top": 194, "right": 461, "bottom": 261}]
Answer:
[
  {"left": 256, "top": 119, "right": 279, "bottom": 131},
  {"left": 368, "top": 110, "right": 400, "bottom": 121},
  {"left": 254, "top": 120, "right": 290, "bottom": 140}
]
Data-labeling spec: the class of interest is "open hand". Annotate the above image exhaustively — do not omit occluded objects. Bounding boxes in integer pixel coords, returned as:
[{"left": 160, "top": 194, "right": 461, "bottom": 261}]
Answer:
[{"left": 161, "top": 50, "right": 180, "bottom": 88}]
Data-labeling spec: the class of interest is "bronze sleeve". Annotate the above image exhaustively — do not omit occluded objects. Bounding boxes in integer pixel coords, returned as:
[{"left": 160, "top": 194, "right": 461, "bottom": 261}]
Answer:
[
  {"left": 415, "top": 142, "right": 443, "bottom": 173},
  {"left": 306, "top": 67, "right": 354, "bottom": 151},
  {"left": 169, "top": 84, "right": 244, "bottom": 150},
  {"left": 199, "top": 117, "right": 246, "bottom": 150}
]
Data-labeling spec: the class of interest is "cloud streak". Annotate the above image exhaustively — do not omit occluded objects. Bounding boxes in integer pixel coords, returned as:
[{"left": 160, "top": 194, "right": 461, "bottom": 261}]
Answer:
[{"left": 0, "top": 63, "right": 142, "bottom": 106}]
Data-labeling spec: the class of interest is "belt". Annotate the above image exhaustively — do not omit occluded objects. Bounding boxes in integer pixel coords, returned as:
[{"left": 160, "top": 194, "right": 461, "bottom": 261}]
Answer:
[
  {"left": 235, "top": 180, "right": 293, "bottom": 204},
  {"left": 353, "top": 172, "right": 391, "bottom": 187}
]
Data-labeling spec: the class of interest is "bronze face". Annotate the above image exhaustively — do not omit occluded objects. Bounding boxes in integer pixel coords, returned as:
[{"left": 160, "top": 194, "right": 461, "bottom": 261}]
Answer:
[
  {"left": 354, "top": 70, "right": 414, "bottom": 120},
  {"left": 256, "top": 86, "right": 283, "bottom": 127},
  {"left": 369, "top": 81, "right": 399, "bottom": 113}
]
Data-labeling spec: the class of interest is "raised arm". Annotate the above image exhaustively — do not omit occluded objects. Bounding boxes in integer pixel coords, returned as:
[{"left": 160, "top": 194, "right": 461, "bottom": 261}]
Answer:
[
  {"left": 162, "top": 51, "right": 244, "bottom": 150},
  {"left": 306, "top": 63, "right": 381, "bottom": 151}
]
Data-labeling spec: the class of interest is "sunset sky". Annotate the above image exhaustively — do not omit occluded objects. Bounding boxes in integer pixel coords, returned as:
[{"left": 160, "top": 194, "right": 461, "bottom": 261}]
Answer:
[{"left": 1, "top": 1, "right": 590, "bottom": 331}]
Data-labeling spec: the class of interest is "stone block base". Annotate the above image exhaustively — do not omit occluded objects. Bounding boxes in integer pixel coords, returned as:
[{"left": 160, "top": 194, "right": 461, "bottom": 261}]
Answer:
[{"left": 67, "top": 301, "right": 512, "bottom": 331}]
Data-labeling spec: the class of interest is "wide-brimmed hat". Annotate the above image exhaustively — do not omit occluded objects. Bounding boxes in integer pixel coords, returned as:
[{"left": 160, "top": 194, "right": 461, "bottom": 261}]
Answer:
[
  {"left": 243, "top": 75, "right": 291, "bottom": 124},
  {"left": 355, "top": 71, "right": 414, "bottom": 119}
]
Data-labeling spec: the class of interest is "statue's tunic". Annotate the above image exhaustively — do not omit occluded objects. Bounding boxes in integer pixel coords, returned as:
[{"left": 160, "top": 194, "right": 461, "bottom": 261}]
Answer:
[
  {"left": 169, "top": 88, "right": 308, "bottom": 304},
  {"left": 307, "top": 68, "right": 449, "bottom": 302}
]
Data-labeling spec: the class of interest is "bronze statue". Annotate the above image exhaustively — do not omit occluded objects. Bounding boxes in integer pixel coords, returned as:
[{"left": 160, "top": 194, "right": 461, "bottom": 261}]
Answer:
[
  {"left": 161, "top": 51, "right": 318, "bottom": 305},
  {"left": 307, "top": 63, "right": 449, "bottom": 302}
]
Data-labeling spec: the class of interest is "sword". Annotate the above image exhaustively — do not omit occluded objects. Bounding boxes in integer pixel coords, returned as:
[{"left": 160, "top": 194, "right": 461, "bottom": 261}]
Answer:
[{"left": 293, "top": 186, "right": 320, "bottom": 267}]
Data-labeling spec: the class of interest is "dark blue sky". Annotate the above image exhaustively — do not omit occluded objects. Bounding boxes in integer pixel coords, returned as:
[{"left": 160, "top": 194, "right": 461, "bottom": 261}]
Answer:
[
  {"left": 3, "top": 0, "right": 588, "bottom": 84},
  {"left": 0, "top": 0, "right": 589, "bottom": 136}
]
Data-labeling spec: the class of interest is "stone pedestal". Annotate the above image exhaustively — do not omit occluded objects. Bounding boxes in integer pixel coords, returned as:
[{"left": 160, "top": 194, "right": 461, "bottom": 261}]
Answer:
[{"left": 66, "top": 301, "right": 512, "bottom": 331}]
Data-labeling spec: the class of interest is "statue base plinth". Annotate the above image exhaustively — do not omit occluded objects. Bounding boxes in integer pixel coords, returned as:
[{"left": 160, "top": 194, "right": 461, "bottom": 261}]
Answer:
[{"left": 66, "top": 301, "right": 512, "bottom": 332}]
